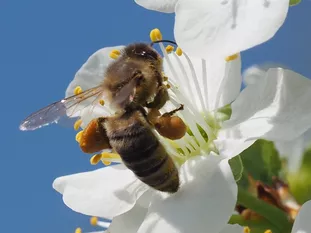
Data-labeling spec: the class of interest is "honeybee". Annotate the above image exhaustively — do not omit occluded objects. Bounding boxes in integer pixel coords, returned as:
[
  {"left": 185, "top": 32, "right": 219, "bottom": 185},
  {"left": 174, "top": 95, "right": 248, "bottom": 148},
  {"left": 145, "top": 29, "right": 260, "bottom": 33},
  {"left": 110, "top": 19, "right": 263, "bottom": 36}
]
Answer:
[{"left": 20, "top": 41, "right": 187, "bottom": 193}]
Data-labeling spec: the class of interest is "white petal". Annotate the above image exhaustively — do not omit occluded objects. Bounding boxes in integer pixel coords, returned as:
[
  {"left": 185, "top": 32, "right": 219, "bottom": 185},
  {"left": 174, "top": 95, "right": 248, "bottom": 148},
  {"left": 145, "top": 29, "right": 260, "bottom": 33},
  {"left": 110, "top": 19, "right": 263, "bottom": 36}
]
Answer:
[
  {"left": 220, "top": 224, "right": 244, "bottom": 233},
  {"left": 275, "top": 128, "right": 311, "bottom": 173},
  {"left": 215, "top": 137, "right": 255, "bottom": 159},
  {"left": 174, "top": 0, "right": 289, "bottom": 58},
  {"left": 221, "top": 68, "right": 311, "bottom": 142},
  {"left": 53, "top": 164, "right": 149, "bottom": 219},
  {"left": 135, "top": 0, "right": 177, "bottom": 13},
  {"left": 243, "top": 64, "right": 290, "bottom": 86},
  {"left": 163, "top": 53, "right": 241, "bottom": 111},
  {"left": 292, "top": 200, "right": 311, "bottom": 233},
  {"left": 65, "top": 46, "right": 125, "bottom": 118},
  {"left": 137, "top": 154, "right": 237, "bottom": 233},
  {"left": 108, "top": 191, "right": 152, "bottom": 233}
]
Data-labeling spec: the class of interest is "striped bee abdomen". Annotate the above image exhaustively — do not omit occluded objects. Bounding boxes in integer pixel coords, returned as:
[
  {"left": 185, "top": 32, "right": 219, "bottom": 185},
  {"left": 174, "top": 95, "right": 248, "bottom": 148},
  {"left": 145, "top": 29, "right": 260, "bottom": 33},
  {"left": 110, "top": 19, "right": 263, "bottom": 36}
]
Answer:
[{"left": 106, "top": 116, "right": 180, "bottom": 193}]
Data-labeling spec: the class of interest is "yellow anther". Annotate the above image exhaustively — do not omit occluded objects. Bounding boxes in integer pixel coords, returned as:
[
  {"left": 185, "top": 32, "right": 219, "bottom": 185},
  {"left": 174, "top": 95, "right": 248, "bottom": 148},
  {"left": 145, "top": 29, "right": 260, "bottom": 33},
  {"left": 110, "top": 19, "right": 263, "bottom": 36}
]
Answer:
[
  {"left": 74, "top": 119, "right": 82, "bottom": 131},
  {"left": 75, "top": 130, "right": 84, "bottom": 143},
  {"left": 75, "top": 228, "right": 82, "bottom": 233},
  {"left": 90, "top": 216, "right": 98, "bottom": 226},
  {"left": 74, "top": 86, "right": 83, "bottom": 95},
  {"left": 101, "top": 152, "right": 121, "bottom": 159},
  {"left": 175, "top": 47, "right": 183, "bottom": 56},
  {"left": 99, "top": 99, "right": 105, "bottom": 106},
  {"left": 103, "top": 160, "right": 112, "bottom": 166},
  {"left": 166, "top": 84, "right": 171, "bottom": 89},
  {"left": 110, "top": 50, "right": 121, "bottom": 59},
  {"left": 111, "top": 49, "right": 121, "bottom": 55},
  {"left": 243, "top": 227, "right": 251, "bottom": 233},
  {"left": 225, "top": 53, "right": 239, "bottom": 62},
  {"left": 90, "top": 154, "right": 103, "bottom": 165},
  {"left": 150, "top": 28, "right": 162, "bottom": 42},
  {"left": 264, "top": 230, "right": 272, "bottom": 233},
  {"left": 165, "top": 45, "right": 174, "bottom": 53}
]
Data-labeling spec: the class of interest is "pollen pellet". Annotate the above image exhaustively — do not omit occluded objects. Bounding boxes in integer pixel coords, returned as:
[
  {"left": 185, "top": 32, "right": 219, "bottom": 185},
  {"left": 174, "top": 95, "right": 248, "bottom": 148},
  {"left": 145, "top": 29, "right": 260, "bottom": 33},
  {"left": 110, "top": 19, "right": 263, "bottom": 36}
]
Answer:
[
  {"left": 90, "top": 154, "right": 103, "bottom": 165},
  {"left": 90, "top": 216, "right": 98, "bottom": 226},
  {"left": 74, "top": 86, "right": 83, "bottom": 95},
  {"left": 176, "top": 47, "right": 183, "bottom": 56},
  {"left": 165, "top": 45, "right": 174, "bottom": 53},
  {"left": 225, "top": 53, "right": 239, "bottom": 62},
  {"left": 74, "top": 119, "right": 82, "bottom": 131},
  {"left": 75, "top": 130, "right": 84, "bottom": 143},
  {"left": 75, "top": 228, "right": 82, "bottom": 233},
  {"left": 264, "top": 230, "right": 272, "bottom": 233},
  {"left": 99, "top": 99, "right": 105, "bottom": 106},
  {"left": 243, "top": 227, "right": 250, "bottom": 233}
]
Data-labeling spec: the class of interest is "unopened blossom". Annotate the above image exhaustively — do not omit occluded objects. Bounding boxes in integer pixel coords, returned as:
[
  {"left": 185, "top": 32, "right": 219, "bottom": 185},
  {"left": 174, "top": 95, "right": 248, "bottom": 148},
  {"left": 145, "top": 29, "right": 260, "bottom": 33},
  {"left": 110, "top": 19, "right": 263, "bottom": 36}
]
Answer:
[{"left": 135, "top": 0, "right": 289, "bottom": 58}]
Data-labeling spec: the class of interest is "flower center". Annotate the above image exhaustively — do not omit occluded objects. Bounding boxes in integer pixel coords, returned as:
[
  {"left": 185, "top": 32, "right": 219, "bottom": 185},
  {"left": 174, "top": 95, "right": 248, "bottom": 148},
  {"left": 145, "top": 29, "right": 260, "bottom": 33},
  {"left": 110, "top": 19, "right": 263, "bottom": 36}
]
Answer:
[{"left": 148, "top": 28, "right": 238, "bottom": 165}]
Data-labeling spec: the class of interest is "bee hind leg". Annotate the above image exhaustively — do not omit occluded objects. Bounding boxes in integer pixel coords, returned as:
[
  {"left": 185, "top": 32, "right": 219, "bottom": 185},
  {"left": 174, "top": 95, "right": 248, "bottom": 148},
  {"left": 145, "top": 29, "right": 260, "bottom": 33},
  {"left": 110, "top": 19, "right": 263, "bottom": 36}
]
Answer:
[
  {"left": 152, "top": 105, "right": 187, "bottom": 140},
  {"left": 79, "top": 117, "right": 112, "bottom": 154}
]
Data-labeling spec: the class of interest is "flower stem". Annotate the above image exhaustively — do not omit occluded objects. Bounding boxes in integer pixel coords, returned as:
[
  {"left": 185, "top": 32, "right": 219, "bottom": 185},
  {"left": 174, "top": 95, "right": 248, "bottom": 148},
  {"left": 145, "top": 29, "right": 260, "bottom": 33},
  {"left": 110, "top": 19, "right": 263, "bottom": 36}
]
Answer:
[{"left": 237, "top": 188, "right": 292, "bottom": 232}]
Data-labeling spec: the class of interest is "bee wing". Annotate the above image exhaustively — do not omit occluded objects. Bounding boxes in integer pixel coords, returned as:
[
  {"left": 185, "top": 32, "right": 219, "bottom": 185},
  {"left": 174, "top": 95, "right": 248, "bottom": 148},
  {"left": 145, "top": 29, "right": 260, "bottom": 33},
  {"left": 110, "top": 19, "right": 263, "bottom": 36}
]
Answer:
[{"left": 20, "top": 85, "right": 105, "bottom": 131}]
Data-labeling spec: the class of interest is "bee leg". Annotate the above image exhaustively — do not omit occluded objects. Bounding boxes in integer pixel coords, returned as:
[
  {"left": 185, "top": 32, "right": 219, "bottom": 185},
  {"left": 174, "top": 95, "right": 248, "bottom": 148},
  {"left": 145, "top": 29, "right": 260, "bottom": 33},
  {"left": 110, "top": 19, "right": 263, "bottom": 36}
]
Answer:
[
  {"left": 115, "top": 70, "right": 143, "bottom": 91},
  {"left": 79, "top": 117, "right": 112, "bottom": 154},
  {"left": 145, "top": 85, "right": 169, "bottom": 110},
  {"left": 153, "top": 105, "right": 187, "bottom": 140}
]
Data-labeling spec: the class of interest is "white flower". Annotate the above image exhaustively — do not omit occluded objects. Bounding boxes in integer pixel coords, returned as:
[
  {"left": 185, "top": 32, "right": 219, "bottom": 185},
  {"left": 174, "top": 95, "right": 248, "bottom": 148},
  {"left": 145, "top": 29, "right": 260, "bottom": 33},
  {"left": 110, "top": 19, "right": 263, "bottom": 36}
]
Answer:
[
  {"left": 291, "top": 200, "right": 311, "bottom": 233},
  {"left": 54, "top": 43, "right": 243, "bottom": 233},
  {"left": 135, "top": 0, "right": 289, "bottom": 58},
  {"left": 53, "top": 39, "right": 311, "bottom": 232},
  {"left": 241, "top": 65, "right": 311, "bottom": 172}
]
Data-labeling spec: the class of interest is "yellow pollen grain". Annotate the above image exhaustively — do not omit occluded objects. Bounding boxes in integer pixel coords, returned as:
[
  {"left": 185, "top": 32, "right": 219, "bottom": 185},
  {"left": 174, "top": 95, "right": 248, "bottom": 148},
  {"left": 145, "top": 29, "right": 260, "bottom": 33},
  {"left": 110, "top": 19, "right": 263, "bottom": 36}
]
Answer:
[
  {"left": 166, "top": 84, "right": 171, "bottom": 89},
  {"left": 163, "top": 76, "right": 168, "bottom": 81},
  {"left": 264, "top": 230, "right": 272, "bottom": 233},
  {"left": 75, "top": 130, "right": 83, "bottom": 143},
  {"left": 175, "top": 47, "right": 183, "bottom": 56},
  {"left": 165, "top": 45, "right": 174, "bottom": 53},
  {"left": 75, "top": 228, "right": 82, "bottom": 233},
  {"left": 90, "top": 154, "right": 103, "bottom": 165},
  {"left": 150, "top": 28, "right": 162, "bottom": 42},
  {"left": 90, "top": 216, "right": 98, "bottom": 226},
  {"left": 243, "top": 227, "right": 251, "bottom": 233},
  {"left": 74, "top": 119, "right": 82, "bottom": 131},
  {"left": 110, "top": 50, "right": 120, "bottom": 59},
  {"left": 74, "top": 86, "right": 83, "bottom": 95},
  {"left": 99, "top": 99, "right": 105, "bottom": 106},
  {"left": 225, "top": 53, "right": 239, "bottom": 62}
]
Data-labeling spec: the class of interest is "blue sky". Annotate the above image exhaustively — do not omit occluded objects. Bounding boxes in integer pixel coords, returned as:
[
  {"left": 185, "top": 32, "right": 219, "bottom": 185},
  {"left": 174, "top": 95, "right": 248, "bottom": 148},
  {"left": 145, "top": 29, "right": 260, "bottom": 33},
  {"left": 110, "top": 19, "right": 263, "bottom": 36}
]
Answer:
[{"left": 1, "top": 1, "right": 310, "bottom": 232}]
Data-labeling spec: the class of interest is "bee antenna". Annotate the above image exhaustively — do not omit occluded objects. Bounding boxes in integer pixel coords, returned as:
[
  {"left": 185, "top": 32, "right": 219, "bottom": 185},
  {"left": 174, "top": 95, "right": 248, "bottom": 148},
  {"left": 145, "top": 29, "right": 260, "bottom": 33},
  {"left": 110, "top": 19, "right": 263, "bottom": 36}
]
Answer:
[{"left": 150, "top": 40, "right": 177, "bottom": 47}]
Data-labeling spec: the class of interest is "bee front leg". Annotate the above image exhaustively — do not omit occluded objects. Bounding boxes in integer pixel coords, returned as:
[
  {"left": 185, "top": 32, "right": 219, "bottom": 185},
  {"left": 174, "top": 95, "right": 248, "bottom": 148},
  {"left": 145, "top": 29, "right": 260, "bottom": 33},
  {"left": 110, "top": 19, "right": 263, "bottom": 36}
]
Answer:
[
  {"left": 145, "top": 85, "right": 169, "bottom": 110},
  {"left": 152, "top": 105, "right": 187, "bottom": 140},
  {"left": 79, "top": 117, "right": 112, "bottom": 154}
]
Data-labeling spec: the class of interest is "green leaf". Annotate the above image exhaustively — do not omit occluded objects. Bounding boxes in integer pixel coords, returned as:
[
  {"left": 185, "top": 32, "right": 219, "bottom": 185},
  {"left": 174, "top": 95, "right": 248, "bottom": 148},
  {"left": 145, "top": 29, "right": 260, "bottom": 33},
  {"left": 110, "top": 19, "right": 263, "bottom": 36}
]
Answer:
[
  {"left": 229, "top": 155, "right": 244, "bottom": 181},
  {"left": 290, "top": 0, "right": 301, "bottom": 6},
  {"left": 239, "top": 140, "right": 281, "bottom": 185}
]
